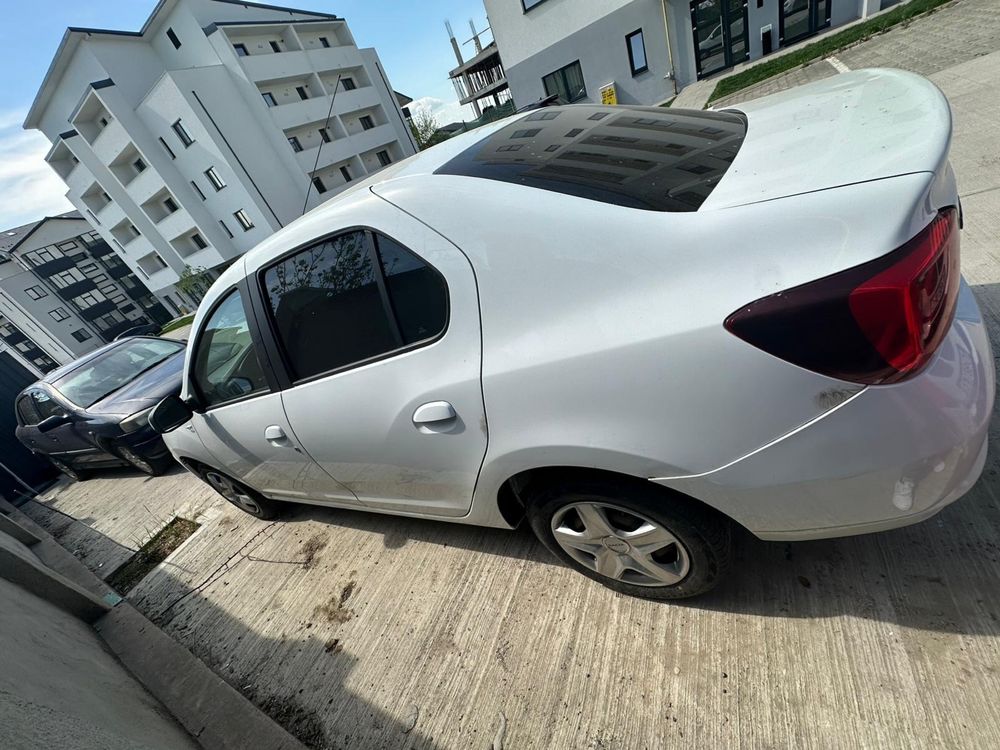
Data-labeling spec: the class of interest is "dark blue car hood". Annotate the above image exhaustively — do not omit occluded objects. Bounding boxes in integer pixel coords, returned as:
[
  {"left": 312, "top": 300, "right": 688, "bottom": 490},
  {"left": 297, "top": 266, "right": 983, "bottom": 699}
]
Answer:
[{"left": 87, "top": 350, "right": 185, "bottom": 417}]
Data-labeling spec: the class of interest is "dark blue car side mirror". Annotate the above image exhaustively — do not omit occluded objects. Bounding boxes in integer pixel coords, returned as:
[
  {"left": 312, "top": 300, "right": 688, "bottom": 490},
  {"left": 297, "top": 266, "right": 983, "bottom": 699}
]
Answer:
[{"left": 37, "top": 414, "right": 71, "bottom": 433}]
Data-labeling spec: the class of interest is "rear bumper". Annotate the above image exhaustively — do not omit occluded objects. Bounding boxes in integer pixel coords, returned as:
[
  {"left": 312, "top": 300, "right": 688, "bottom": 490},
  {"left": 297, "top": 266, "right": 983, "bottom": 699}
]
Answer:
[{"left": 652, "top": 279, "right": 994, "bottom": 540}]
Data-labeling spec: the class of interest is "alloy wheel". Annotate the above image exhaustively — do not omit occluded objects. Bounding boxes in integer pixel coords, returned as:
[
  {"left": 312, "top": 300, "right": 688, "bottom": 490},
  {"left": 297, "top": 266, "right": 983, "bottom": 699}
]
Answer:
[
  {"left": 550, "top": 501, "right": 691, "bottom": 587},
  {"left": 205, "top": 471, "right": 263, "bottom": 515}
]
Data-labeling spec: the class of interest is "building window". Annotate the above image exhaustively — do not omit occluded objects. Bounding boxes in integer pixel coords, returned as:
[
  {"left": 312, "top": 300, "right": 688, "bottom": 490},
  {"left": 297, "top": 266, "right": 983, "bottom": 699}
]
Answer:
[
  {"left": 296, "top": 85, "right": 309, "bottom": 101},
  {"left": 133, "top": 157, "right": 147, "bottom": 173},
  {"left": 49, "top": 308, "right": 70, "bottom": 322},
  {"left": 311, "top": 176, "right": 327, "bottom": 194},
  {"left": 166, "top": 27, "right": 181, "bottom": 49},
  {"left": 497, "top": 145, "right": 523, "bottom": 152},
  {"left": 339, "top": 166, "right": 352, "bottom": 182},
  {"left": 319, "top": 127, "right": 331, "bottom": 143},
  {"left": 71, "top": 329, "right": 92, "bottom": 343},
  {"left": 25, "top": 286, "right": 47, "bottom": 300},
  {"left": 359, "top": 115, "right": 375, "bottom": 130},
  {"left": 99, "top": 116, "right": 110, "bottom": 128},
  {"left": 626, "top": 29, "right": 648, "bottom": 76},
  {"left": 172, "top": 119, "right": 195, "bottom": 147},
  {"left": 234, "top": 43, "right": 249, "bottom": 57},
  {"left": 191, "top": 180, "right": 206, "bottom": 200},
  {"left": 163, "top": 196, "right": 179, "bottom": 213},
  {"left": 191, "top": 233, "right": 208, "bottom": 250},
  {"left": 129, "top": 224, "right": 141, "bottom": 238},
  {"left": 87, "top": 209, "right": 101, "bottom": 225},
  {"left": 269, "top": 40, "right": 282, "bottom": 53},
  {"left": 219, "top": 220, "right": 234, "bottom": 239},
  {"left": 319, "top": 36, "right": 331, "bottom": 48},
  {"left": 159, "top": 136, "right": 176, "bottom": 159},
  {"left": 511, "top": 128, "right": 541, "bottom": 139},
  {"left": 288, "top": 136, "right": 303, "bottom": 152},
  {"left": 545, "top": 144, "right": 560, "bottom": 152},
  {"left": 522, "top": 0, "right": 547, "bottom": 10},
  {"left": 342, "top": 77, "right": 356, "bottom": 91},
  {"left": 205, "top": 167, "right": 226, "bottom": 191},
  {"left": 565, "top": 128, "right": 583, "bottom": 137},
  {"left": 234, "top": 209, "right": 254, "bottom": 231},
  {"left": 376, "top": 150, "right": 392, "bottom": 167},
  {"left": 542, "top": 60, "right": 587, "bottom": 103},
  {"left": 262, "top": 92, "right": 277, "bottom": 107}
]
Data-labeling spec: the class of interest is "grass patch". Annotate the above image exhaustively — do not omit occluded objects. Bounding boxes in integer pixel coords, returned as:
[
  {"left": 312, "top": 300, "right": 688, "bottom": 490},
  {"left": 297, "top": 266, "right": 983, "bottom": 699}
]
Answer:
[
  {"left": 660, "top": 96, "right": 676, "bottom": 108},
  {"left": 159, "top": 313, "right": 195, "bottom": 334},
  {"left": 707, "top": 0, "right": 954, "bottom": 104},
  {"left": 106, "top": 517, "right": 200, "bottom": 595}
]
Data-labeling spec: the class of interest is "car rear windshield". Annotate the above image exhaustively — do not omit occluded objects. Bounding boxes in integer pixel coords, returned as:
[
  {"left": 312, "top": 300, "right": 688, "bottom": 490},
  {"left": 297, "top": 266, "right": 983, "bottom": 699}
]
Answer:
[
  {"left": 435, "top": 105, "right": 746, "bottom": 212},
  {"left": 54, "top": 338, "right": 184, "bottom": 407}
]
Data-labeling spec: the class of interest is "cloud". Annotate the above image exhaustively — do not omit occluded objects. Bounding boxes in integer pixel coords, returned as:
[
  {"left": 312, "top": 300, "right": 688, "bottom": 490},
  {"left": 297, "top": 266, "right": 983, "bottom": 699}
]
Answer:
[
  {"left": 407, "top": 96, "right": 478, "bottom": 128},
  {"left": 0, "top": 112, "right": 73, "bottom": 230}
]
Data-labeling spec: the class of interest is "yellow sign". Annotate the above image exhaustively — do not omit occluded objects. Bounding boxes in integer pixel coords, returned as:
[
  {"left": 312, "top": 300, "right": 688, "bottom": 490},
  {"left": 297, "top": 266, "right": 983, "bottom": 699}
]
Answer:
[{"left": 600, "top": 83, "right": 618, "bottom": 106}]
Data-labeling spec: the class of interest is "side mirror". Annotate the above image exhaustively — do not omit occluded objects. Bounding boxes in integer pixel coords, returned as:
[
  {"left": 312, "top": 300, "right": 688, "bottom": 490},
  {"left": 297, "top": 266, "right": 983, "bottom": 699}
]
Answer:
[
  {"left": 149, "top": 395, "right": 193, "bottom": 434},
  {"left": 37, "top": 414, "right": 70, "bottom": 433}
]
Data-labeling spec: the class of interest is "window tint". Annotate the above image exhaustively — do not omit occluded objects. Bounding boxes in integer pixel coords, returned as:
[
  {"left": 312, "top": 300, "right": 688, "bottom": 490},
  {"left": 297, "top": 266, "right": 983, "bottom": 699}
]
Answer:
[
  {"left": 375, "top": 235, "right": 447, "bottom": 345},
  {"left": 16, "top": 395, "right": 40, "bottom": 425},
  {"left": 191, "top": 290, "right": 269, "bottom": 408},
  {"left": 263, "top": 231, "right": 446, "bottom": 381}
]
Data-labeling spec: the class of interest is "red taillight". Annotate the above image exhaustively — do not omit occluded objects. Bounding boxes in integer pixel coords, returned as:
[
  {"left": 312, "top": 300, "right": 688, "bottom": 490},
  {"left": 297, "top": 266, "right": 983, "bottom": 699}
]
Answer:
[{"left": 724, "top": 208, "right": 960, "bottom": 385}]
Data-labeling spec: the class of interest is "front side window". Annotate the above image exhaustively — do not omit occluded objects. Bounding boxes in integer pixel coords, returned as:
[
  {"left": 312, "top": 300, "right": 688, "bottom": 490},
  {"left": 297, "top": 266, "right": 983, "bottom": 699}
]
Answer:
[
  {"left": 16, "top": 395, "right": 40, "bottom": 425},
  {"left": 262, "top": 230, "right": 447, "bottom": 381},
  {"left": 542, "top": 60, "right": 587, "bottom": 103},
  {"left": 191, "top": 290, "right": 269, "bottom": 409},
  {"left": 32, "top": 390, "right": 62, "bottom": 420}
]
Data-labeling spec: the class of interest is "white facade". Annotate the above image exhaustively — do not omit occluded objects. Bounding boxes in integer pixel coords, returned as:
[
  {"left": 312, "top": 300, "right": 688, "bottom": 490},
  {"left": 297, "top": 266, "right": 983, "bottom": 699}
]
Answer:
[
  {"left": 25, "top": 0, "right": 417, "bottom": 307},
  {"left": 0, "top": 213, "right": 170, "bottom": 375},
  {"left": 485, "top": 0, "right": 899, "bottom": 107}
]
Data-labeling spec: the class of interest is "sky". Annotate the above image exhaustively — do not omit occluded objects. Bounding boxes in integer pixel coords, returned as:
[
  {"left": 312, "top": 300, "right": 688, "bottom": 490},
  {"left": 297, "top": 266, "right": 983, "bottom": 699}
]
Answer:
[{"left": 0, "top": 0, "right": 490, "bottom": 230}]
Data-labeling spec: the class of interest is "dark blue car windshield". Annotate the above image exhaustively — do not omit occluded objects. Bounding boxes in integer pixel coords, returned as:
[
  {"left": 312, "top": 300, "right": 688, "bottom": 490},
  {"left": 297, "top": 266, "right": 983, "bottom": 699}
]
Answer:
[{"left": 54, "top": 339, "right": 184, "bottom": 407}]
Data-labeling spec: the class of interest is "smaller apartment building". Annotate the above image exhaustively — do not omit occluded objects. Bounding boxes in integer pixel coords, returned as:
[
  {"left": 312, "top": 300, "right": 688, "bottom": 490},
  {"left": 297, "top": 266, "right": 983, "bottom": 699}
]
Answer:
[
  {"left": 485, "top": 0, "right": 900, "bottom": 107},
  {"left": 0, "top": 212, "right": 169, "bottom": 376},
  {"left": 25, "top": 0, "right": 416, "bottom": 308}
]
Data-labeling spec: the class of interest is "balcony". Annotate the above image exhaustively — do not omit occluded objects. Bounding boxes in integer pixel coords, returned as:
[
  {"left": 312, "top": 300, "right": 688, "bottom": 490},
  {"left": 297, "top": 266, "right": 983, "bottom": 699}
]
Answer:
[
  {"left": 88, "top": 240, "right": 115, "bottom": 258},
  {"left": 125, "top": 167, "right": 162, "bottom": 205},
  {"left": 240, "top": 46, "right": 361, "bottom": 84},
  {"left": 329, "top": 85, "right": 381, "bottom": 116},
  {"left": 79, "top": 299, "right": 116, "bottom": 321},
  {"left": 107, "top": 262, "right": 132, "bottom": 279},
  {"left": 32, "top": 256, "right": 76, "bottom": 277},
  {"left": 56, "top": 279, "right": 98, "bottom": 301},
  {"left": 91, "top": 118, "right": 130, "bottom": 166}
]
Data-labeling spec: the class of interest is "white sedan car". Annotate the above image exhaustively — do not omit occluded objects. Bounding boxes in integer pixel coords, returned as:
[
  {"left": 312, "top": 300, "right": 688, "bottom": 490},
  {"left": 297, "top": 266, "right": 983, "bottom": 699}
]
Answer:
[{"left": 151, "top": 70, "right": 993, "bottom": 599}]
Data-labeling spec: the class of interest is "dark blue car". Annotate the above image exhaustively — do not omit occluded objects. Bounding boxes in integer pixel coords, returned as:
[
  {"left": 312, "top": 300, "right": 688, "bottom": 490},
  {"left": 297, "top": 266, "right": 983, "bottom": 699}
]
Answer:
[{"left": 14, "top": 337, "right": 185, "bottom": 480}]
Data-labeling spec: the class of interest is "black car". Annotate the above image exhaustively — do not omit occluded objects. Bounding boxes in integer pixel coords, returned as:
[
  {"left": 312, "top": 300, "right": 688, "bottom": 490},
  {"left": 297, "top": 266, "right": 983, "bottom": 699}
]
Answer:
[
  {"left": 114, "top": 322, "right": 162, "bottom": 340},
  {"left": 14, "top": 337, "right": 185, "bottom": 480}
]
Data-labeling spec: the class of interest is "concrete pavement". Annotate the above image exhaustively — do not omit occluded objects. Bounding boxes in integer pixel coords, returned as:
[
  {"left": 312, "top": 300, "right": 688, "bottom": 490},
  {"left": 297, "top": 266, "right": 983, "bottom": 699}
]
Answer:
[{"left": 22, "top": 30, "right": 1000, "bottom": 750}]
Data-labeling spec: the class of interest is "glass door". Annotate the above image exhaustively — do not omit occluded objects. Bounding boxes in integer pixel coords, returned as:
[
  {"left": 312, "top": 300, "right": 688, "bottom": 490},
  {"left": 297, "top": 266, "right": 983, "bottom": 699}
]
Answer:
[
  {"left": 691, "top": 0, "right": 749, "bottom": 79},
  {"left": 780, "top": 0, "right": 831, "bottom": 47}
]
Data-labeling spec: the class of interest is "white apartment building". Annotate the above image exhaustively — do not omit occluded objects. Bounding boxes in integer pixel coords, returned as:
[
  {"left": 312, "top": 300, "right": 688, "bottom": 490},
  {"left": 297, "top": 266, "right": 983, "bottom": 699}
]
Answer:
[
  {"left": 485, "top": 0, "right": 901, "bottom": 107},
  {"left": 25, "top": 0, "right": 418, "bottom": 308},
  {"left": 0, "top": 212, "right": 170, "bottom": 376}
]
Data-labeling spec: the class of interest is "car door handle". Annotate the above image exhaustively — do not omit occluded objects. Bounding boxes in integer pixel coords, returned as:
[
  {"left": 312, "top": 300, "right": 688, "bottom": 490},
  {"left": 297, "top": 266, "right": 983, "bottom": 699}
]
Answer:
[
  {"left": 413, "top": 401, "right": 456, "bottom": 425},
  {"left": 264, "top": 425, "right": 288, "bottom": 443}
]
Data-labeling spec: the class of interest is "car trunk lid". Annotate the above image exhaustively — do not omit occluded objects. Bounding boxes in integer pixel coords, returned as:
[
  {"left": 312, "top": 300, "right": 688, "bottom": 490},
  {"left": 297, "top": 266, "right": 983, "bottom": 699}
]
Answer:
[{"left": 701, "top": 68, "right": 952, "bottom": 210}]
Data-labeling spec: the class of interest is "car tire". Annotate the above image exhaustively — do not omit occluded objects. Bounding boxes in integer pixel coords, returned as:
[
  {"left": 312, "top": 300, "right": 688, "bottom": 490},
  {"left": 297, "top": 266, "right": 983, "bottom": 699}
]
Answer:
[
  {"left": 50, "top": 458, "right": 88, "bottom": 482},
  {"left": 525, "top": 475, "right": 732, "bottom": 600},
  {"left": 201, "top": 468, "right": 281, "bottom": 520},
  {"left": 116, "top": 445, "right": 172, "bottom": 477}
]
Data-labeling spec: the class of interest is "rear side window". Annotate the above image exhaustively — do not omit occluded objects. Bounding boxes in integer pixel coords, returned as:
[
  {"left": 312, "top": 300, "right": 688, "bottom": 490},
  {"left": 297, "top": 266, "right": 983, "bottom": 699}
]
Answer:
[
  {"left": 191, "top": 290, "right": 269, "bottom": 408},
  {"left": 16, "top": 395, "right": 40, "bottom": 425},
  {"left": 262, "top": 231, "right": 447, "bottom": 381}
]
